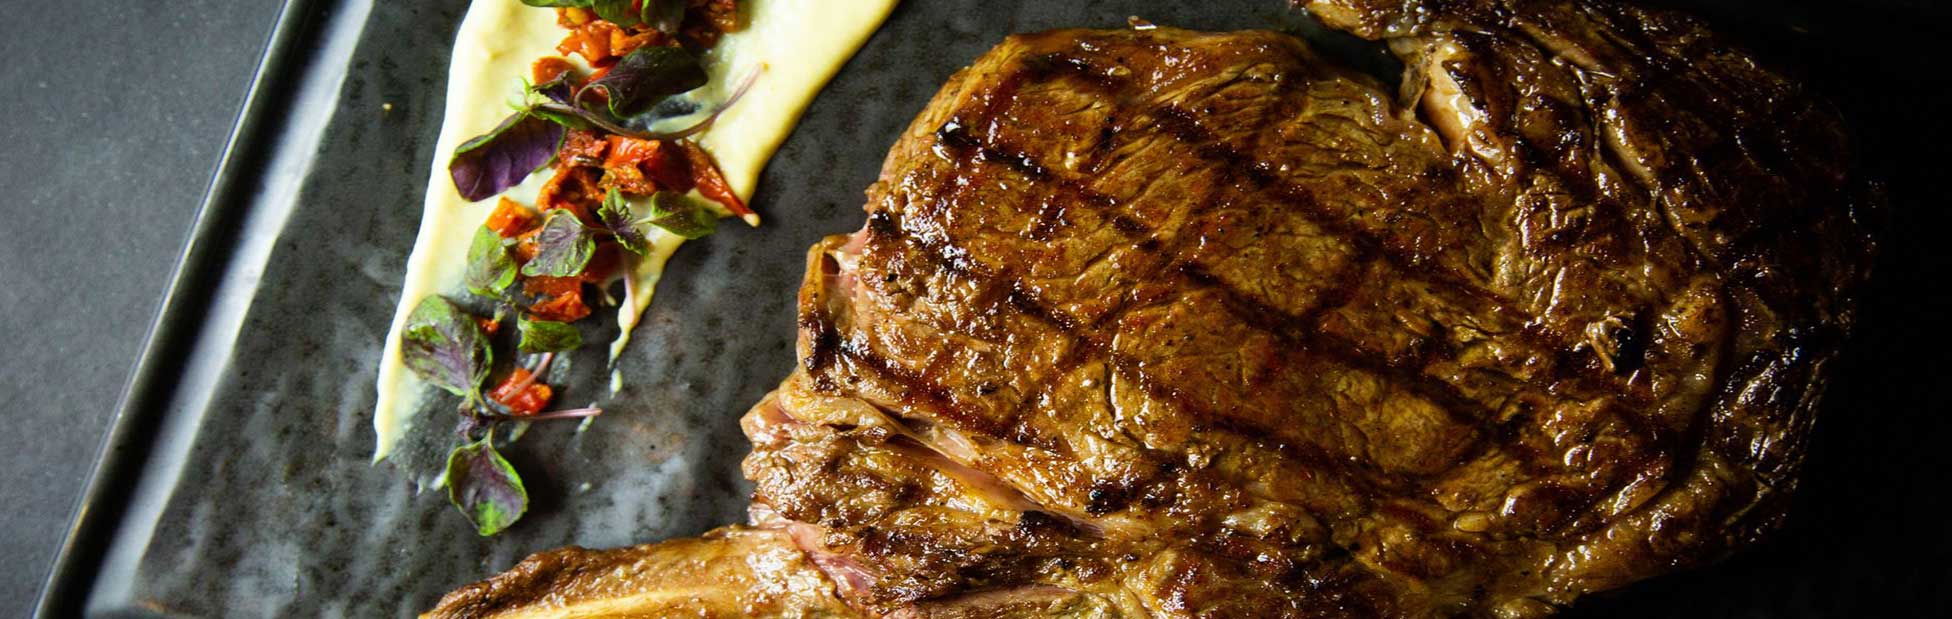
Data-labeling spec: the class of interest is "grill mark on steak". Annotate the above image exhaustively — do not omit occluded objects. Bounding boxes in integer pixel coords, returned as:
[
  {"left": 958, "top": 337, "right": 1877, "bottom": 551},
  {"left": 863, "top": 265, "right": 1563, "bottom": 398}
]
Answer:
[
  {"left": 844, "top": 211, "right": 1617, "bottom": 564},
  {"left": 1173, "top": 261, "right": 1492, "bottom": 425},
  {"left": 1032, "top": 53, "right": 1508, "bottom": 298},
  {"left": 837, "top": 337, "right": 1010, "bottom": 439},
  {"left": 945, "top": 63, "right": 1658, "bottom": 421},
  {"left": 1028, "top": 49, "right": 1673, "bottom": 407},
  {"left": 852, "top": 205, "right": 1395, "bottom": 497},
  {"left": 814, "top": 234, "right": 1421, "bottom": 546},
  {"left": 925, "top": 114, "right": 1663, "bottom": 491},
  {"left": 1149, "top": 94, "right": 1651, "bottom": 407}
]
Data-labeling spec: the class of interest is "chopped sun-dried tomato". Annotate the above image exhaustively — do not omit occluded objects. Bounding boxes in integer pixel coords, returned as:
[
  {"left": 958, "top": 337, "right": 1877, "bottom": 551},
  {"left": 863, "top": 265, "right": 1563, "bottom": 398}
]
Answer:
[
  {"left": 678, "top": 0, "right": 742, "bottom": 49},
  {"left": 532, "top": 56, "right": 576, "bottom": 85},
  {"left": 604, "top": 135, "right": 663, "bottom": 167},
  {"left": 556, "top": 19, "right": 619, "bottom": 63},
  {"left": 599, "top": 161, "right": 657, "bottom": 195},
  {"left": 558, "top": 1, "right": 738, "bottom": 57},
  {"left": 530, "top": 290, "right": 591, "bottom": 322},
  {"left": 558, "top": 129, "right": 609, "bottom": 168},
  {"left": 537, "top": 164, "right": 604, "bottom": 222},
  {"left": 486, "top": 197, "right": 539, "bottom": 238},
  {"left": 488, "top": 367, "right": 553, "bottom": 416},
  {"left": 513, "top": 225, "right": 542, "bottom": 263},
  {"left": 599, "top": 136, "right": 690, "bottom": 195},
  {"left": 524, "top": 274, "right": 581, "bottom": 298},
  {"left": 608, "top": 26, "right": 663, "bottom": 59},
  {"left": 525, "top": 276, "right": 591, "bottom": 322},
  {"left": 474, "top": 316, "right": 501, "bottom": 336},
  {"left": 556, "top": 18, "right": 664, "bottom": 67},
  {"left": 681, "top": 141, "right": 754, "bottom": 220}
]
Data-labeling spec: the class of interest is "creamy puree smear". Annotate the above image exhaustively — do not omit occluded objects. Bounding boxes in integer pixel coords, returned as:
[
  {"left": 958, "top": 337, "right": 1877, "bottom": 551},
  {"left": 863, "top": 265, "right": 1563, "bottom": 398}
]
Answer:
[{"left": 373, "top": 0, "right": 897, "bottom": 460}]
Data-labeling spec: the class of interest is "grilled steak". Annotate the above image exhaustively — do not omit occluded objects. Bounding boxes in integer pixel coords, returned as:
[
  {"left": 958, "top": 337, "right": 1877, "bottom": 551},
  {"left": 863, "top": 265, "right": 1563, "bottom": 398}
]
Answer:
[
  {"left": 424, "top": 527, "right": 860, "bottom": 617},
  {"left": 429, "top": 1, "right": 1876, "bottom": 617}
]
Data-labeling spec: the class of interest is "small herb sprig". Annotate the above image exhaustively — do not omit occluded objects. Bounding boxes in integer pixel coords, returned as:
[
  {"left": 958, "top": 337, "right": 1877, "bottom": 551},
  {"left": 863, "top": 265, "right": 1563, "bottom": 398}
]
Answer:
[
  {"left": 409, "top": 1, "right": 749, "bottom": 535},
  {"left": 599, "top": 187, "right": 719, "bottom": 244},
  {"left": 400, "top": 294, "right": 598, "bottom": 536},
  {"left": 405, "top": 190, "right": 716, "bottom": 535}
]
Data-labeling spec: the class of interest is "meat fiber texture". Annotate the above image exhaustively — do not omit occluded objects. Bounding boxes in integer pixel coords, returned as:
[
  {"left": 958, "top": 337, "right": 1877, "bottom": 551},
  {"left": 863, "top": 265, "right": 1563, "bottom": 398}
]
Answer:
[{"left": 427, "top": 1, "right": 1877, "bottom": 617}]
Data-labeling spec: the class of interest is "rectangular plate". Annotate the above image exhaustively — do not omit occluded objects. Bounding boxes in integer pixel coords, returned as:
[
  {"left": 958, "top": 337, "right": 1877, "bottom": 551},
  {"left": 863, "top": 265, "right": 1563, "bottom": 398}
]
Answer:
[{"left": 36, "top": 0, "right": 1949, "bottom": 616}]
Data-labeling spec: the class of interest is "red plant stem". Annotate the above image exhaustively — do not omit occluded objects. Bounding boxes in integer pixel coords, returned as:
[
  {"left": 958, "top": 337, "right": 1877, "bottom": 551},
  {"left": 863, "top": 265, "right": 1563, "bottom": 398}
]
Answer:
[{"left": 526, "top": 406, "right": 603, "bottom": 421}]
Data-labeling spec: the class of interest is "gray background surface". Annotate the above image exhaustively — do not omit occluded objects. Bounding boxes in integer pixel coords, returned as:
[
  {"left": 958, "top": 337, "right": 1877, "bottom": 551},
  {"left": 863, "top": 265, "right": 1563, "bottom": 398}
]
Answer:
[
  {"left": 0, "top": 2, "right": 281, "bottom": 617},
  {"left": 3, "top": 0, "right": 1948, "bottom": 617}
]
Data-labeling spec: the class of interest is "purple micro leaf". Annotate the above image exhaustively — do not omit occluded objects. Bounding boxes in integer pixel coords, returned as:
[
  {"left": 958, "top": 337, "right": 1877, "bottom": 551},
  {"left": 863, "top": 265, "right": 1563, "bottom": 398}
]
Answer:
[
  {"left": 449, "top": 111, "right": 564, "bottom": 202},
  {"left": 577, "top": 45, "right": 707, "bottom": 118},
  {"left": 533, "top": 70, "right": 576, "bottom": 105},
  {"left": 525, "top": 73, "right": 595, "bottom": 131},
  {"left": 463, "top": 226, "right": 518, "bottom": 298},
  {"left": 400, "top": 296, "right": 491, "bottom": 402},
  {"left": 597, "top": 187, "right": 650, "bottom": 255},
  {"left": 533, "top": 68, "right": 755, "bottom": 142},
  {"left": 444, "top": 435, "right": 528, "bottom": 536},
  {"left": 520, "top": 210, "right": 596, "bottom": 278},
  {"left": 617, "top": 68, "right": 758, "bottom": 139}
]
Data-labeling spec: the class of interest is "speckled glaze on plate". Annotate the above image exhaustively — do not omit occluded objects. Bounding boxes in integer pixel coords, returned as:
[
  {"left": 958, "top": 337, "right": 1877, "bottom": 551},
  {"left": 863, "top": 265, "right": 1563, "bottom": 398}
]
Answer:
[{"left": 33, "top": 0, "right": 1939, "bottom": 617}]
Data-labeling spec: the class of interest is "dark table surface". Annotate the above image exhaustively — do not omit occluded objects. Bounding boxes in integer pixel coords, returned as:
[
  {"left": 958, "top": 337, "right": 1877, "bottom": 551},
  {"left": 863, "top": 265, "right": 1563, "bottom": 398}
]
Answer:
[{"left": 2, "top": 1, "right": 1947, "bottom": 616}]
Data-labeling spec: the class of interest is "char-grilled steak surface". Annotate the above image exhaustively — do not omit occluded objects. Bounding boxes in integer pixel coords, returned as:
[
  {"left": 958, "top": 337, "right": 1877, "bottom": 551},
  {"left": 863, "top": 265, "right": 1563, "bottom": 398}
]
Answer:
[{"left": 430, "top": 1, "right": 1876, "bottom": 617}]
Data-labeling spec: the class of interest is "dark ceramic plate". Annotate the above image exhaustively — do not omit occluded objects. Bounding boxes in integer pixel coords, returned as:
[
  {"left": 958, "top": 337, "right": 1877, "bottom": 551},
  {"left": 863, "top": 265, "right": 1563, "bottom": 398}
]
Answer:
[{"left": 35, "top": 0, "right": 1952, "bottom": 616}]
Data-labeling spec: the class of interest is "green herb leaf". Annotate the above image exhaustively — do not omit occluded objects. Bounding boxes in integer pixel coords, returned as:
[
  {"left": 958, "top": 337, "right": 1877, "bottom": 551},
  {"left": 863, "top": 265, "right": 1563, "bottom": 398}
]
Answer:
[
  {"left": 642, "top": 0, "right": 686, "bottom": 33},
  {"left": 579, "top": 46, "right": 708, "bottom": 119},
  {"left": 518, "top": 316, "right": 584, "bottom": 353},
  {"left": 592, "top": 0, "right": 643, "bottom": 27},
  {"left": 597, "top": 187, "right": 651, "bottom": 255},
  {"left": 521, "top": 210, "right": 596, "bottom": 278},
  {"left": 444, "top": 434, "right": 528, "bottom": 536},
  {"left": 464, "top": 226, "right": 518, "bottom": 298},
  {"left": 529, "top": 106, "right": 591, "bottom": 132},
  {"left": 597, "top": 189, "right": 716, "bottom": 247},
  {"left": 401, "top": 296, "right": 491, "bottom": 404},
  {"left": 644, "top": 191, "right": 719, "bottom": 239}
]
